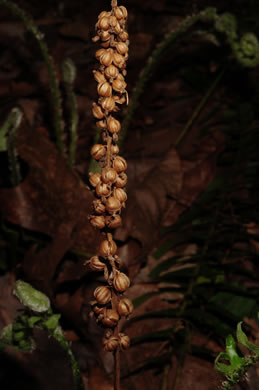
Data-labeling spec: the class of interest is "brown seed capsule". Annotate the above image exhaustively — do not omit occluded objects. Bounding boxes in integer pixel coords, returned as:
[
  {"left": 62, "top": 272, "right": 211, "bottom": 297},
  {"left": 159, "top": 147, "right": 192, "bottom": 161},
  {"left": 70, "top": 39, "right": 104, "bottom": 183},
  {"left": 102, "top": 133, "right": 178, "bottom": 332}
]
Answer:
[
  {"left": 118, "top": 31, "right": 129, "bottom": 42},
  {"left": 98, "top": 11, "right": 111, "bottom": 19},
  {"left": 88, "top": 255, "right": 106, "bottom": 271},
  {"left": 103, "top": 335, "right": 119, "bottom": 351},
  {"left": 118, "top": 5, "right": 128, "bottom": 19},
  {"left": 90, "top": 215, "right": 106, "bottom": 229},
  {"left": 92, "top": 35, "right": 100, "bottom": 43},
  {"left": 99, "top": 49, "right": 114, "bottom": 66},
  {"left": 100, "top": 30, "right": 111, "bottom": 42},
  {"left": 93, "top": 199, "right": 106, "bottom": 214},
  {"left": 115, "top": 172, "right": 127, "bottom": 188},
  {"left": 112, "top": 78, "right": 127, "bottom": 93},
  {"left": 97, "top": 81, "right": 112, "bottom": 97},
  {"left": 101, "top": 96, "right": 116, "bottom": 112},
  {"left": 106, "top": 196, "right": 121, "bottom": 214},
  {"left": 96, "top": 119, "right": 107, "bottom": 129},
  {"left": 109, "top": 15, "right": 117, "bottom": 27},
  {"left": 104, "top": 64, "right": 119, "bottom": 79},
  {"left": 89, "top": 172, "right": 101, "bottom": 187},
  {"left": 114, "top": 21, "right": 122, "bottom": 35},
  {"left": 107, "top": 116, "right": 121, "bottom": 134},
  {"left": 113, "top": 188, "right": 127, "bottom": 203},
  {"left": 101, "top": 40, "right": 110, "bottom": 48},
  {"left": 95, "top": 48, "right": 106, "bottom": 60},
  {"left": 117, "top": 298, "right": 134, "bottom": 316},
  {"left": 99, "top": 239, "right": 117, "bottom": 257},
  {"left": 111, "top": 144, "right": 119, "bottom": 155},
  {"left": 92, "top": 103, "right": 104, "bottom": 119},
  {"left": 94, "top": 286, "right": 112, "bottom": 305},
  {"left": 113, "top": 52, "right": 125, "bottom": 69},
  {"left": 119, "top": 333, "right": 130, "bottom": 350},
  {"left": 99, "top": 16, "right": 110, "bottom": 30},
  {"left": 105, "top": 214, "right": 122, "bottom": 229},
  {"left": 113, "top": 6, "right": 125, "bottom": 20},
  {"left": 101, "top": 167, "right": 118, "bottom": 184},
  {"left": 96, "top": 182, "right": 111, "bottom": 197},
  {"left": 116, "top": 42, "right": 128, "bottom": 55},
  {"left": 113, "top": 156, "right": 127, "bottom": 173},
  {"left": 91, "top": 144, "right": 106, "bottom": 160},
  {"left": 93, "top": 304, "right": 105, "bottom": 315},
  {"left": 93, "top": 70, "right": 106, "bottom": 83},
  {"left": 113, "top": 271, "right": 130, "bottom": 292},
  {"left": 102, "top": 309, "right": 120, "bottom": 327}
]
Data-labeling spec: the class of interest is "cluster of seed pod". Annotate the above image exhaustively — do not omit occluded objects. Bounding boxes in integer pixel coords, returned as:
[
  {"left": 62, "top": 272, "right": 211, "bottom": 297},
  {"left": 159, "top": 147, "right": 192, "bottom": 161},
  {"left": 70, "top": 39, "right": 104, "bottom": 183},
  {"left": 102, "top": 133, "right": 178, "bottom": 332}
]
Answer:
[{"left": 87, "top": 0, "right": 132, "bottom": 353}]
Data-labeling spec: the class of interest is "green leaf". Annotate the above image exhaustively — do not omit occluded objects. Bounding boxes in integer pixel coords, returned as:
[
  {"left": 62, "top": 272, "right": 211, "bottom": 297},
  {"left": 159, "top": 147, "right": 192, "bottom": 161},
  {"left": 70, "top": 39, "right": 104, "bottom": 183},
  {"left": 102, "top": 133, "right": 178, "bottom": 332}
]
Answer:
[
  {"left": 27, "top": 316, "right": 42, "bottom": 328},
  {"left": 42, "top": 314, "right": 61, "bottom": 330},
  {"left": 0, "top": 324, "right": 13, "bottom": 344},
  {"left": 225, "top": 334, "right": 245, "bottom": 367},
  {"left": 236, "top": 322, "right": 259, "bottom": 354},
  {"left": 13, "top": 280, "right": 50, "bottom": 313}
]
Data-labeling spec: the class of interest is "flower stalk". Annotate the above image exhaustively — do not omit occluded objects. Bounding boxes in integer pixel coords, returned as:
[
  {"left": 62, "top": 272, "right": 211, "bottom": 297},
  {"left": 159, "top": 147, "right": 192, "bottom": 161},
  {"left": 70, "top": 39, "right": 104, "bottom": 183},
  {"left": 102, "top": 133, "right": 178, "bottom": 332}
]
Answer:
[{"left": 86, "top": 1, "right": 132, "bottom": 389}]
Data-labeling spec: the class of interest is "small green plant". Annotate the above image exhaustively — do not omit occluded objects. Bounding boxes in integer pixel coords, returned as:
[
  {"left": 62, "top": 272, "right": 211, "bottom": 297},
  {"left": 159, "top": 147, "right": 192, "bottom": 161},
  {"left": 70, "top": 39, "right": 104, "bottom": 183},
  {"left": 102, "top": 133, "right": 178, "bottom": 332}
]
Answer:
[
  {"left": 0, "top": 280, "right": 83, "bottom": 390},
  {"left": 215, "top": 315, "right": 259, "bottom": 390}
]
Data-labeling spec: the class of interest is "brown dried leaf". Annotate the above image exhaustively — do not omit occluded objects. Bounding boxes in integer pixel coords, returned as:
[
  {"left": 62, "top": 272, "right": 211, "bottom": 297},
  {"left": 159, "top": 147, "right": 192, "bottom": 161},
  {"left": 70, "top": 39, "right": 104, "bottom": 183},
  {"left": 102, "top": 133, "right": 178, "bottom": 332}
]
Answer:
[{"left": 0, "top": 123, "right": 99, "bottom": 255}]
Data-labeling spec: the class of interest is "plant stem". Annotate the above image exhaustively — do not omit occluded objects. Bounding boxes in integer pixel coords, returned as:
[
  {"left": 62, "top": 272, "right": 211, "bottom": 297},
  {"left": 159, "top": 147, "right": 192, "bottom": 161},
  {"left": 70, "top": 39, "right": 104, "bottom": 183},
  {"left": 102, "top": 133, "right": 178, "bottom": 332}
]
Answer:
[{"left": 175, "top": 67, "right": 225, "bottom": 147}]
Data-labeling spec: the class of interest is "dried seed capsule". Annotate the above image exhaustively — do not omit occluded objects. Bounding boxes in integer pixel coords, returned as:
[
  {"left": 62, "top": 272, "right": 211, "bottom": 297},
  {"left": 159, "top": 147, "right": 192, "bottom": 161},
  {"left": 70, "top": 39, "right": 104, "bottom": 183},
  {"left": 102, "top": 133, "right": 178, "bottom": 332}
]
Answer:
[
  {"left": 115, "top": 172, "right": 127, "bottom": 188},
  {"left": 93, "top": 199, "right": 106, "bottom": 214},
  {"left": 114, "top": 6, "right": 125, "bottom": 20},
  {"left": 98, "top": 11, "right": 111, "bottom": 19},
  {"left": 101, "top": 96, "right": 116, "bottom": 112},
  {"left": 113, "top": 271, "right": 130, "bottom": 292},
  {"left": 117, "top": 298, "right": 134, "bottom": 316},
  {"left": 116, "top": 42, "right": 128, "bottom": 55},
  {"left": 95, "top": 48, "right": 106, "bottom": 60},
  {"left": 96, "top": 182, "right": 111, "bottom": 197},
  {"left": 93, "top": 70, "right": 106, "bottom": 83},
  {"left": 109, "top": 15, "right": 117, "bottom": 27},
  {"left": 113, "top": 52, "right": 125, "bottom": 69},
  {"left": 103, "top": 335, "right": 119, "bottom": 351},
  {"left": 97, "top": 81, "right": 112, "bottom": 97},
  {"left": 100, "top": 31, "right": 111, "bottom": 42},
  {"left": 107, "top": 116, "right": 121, "bottom": 134},
  {"left": 96, "top": 119, "right": 107, "bottom": 129},
  {"left": 101, "top": 167, "right": 118, "bottom": 184},
  {"left": 113, "top": 21, "right": 122, "bottom": 35},
  {"left": 111, "top": 144, "right": 119, "bottom": 155},
  {"left": 101, "top": 40, "right": 110, "bottom": 48},
  {"left": 106, "top": 196, "right": 122, "bottom": 214},
  {"left": 112, "top": 78, "right": 127, "bottom": 93},
  {"left": 92, "top": 103, "right": 104, "bottom": 119},
  {"left": 113, "top": 156, "right": 127, "bottom": 173},
  {"left": 91, "top": 144, "right": 106, "bottom": 160},
  {"left": 99, "top": 16, "right": 110, "bottom": 30},
  {"left": 119, "top": 333, "right": 130, "bottom": 350},
  {"left": 88, "top": 256, "right": 106, "bottom": 271},
  {"left": 99, "top": 49, "right": 114, "bottom": 66},
  {"left": 92, "top": 35, "right": 100, "bottom": 43},
  {"left": 93, "top": 304, "right": 105, "bottom": 315},
  {"left": 102, "top": 309, "right": 119, "bottom": 327},
  {"left": 90, "top": 215, "right": 106, "bottom": 229},
  {"left": 118, "top": 6, "right": 128, "bottom": 19},
  {"left": 118, "top": 31, "right": 129, "bottom": 42},
  {"left": 94, "top": 286, "right": 112, "bottom": 305},
  {"left": 113, "top": 188, "right": 127, "bottom": 203},
  {"left": 105, "top": 214, "right": 122, "bottom": 229},
  {"left": 89, "top": 172, "right": 101, "bottom": 187},
  {"left": 104, "top": 64, "right": 119, "bottom": 79},
  {"left": 99, "top": 239, "right": 117, "bottom": 257}
]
